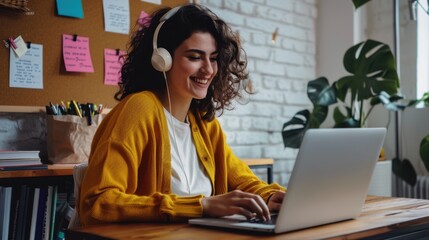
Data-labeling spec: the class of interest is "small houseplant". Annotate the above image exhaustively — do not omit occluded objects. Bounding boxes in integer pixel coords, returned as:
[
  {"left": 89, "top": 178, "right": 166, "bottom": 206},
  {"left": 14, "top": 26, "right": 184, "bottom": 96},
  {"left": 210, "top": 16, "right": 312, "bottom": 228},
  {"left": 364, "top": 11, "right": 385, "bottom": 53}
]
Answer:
[{"left": 282, "top": 39, "right": 401, "bottom": 148}]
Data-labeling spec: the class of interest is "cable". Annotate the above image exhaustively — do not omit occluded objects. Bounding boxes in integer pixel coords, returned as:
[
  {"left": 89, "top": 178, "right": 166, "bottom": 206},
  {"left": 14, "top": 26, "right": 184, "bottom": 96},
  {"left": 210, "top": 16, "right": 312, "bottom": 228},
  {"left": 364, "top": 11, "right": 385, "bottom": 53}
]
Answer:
[{"left": 163, "top": 72, "right": 192, "bottom": 196}]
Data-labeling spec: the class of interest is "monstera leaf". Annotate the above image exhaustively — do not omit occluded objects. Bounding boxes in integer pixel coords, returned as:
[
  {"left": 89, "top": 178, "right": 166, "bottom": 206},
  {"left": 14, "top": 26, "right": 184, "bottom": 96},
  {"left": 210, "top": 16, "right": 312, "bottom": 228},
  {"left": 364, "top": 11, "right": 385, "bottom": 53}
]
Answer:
[
  {"left": 336, "top": 39, "right": 399, "bottom": 103},
  {"left": 282, "top": 77, "right": 337, "bottom": 148},
  {"left": 333, "top": 40, "right": 400, "bottom": 127},
  {"left": 421, "top": 135, "right": 429, "bottom": 172}
]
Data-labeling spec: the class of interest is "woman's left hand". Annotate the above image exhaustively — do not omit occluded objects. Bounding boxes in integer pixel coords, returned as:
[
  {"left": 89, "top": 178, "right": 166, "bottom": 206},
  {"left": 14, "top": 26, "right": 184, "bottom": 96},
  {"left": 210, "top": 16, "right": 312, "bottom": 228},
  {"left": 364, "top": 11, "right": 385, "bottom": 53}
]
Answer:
[{"left": 267, "top": 191, "right": 285, "bottom": 212}]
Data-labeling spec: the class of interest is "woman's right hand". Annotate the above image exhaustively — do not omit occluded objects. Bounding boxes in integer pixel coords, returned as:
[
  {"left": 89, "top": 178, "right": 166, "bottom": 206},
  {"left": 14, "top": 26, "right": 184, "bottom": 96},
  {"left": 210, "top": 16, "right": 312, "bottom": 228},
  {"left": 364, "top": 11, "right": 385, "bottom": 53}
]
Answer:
[{"left": 201, "top": 190, "right": 271, "bottom": 221}]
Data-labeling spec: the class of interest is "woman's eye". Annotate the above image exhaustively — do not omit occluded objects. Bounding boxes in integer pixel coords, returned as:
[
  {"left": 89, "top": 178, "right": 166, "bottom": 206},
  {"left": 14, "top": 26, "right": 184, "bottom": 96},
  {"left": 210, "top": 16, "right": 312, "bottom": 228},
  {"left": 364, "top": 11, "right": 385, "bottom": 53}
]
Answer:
[
  {"left": 188, "top": 56, "right": 201, "bottom": 60},
  {"left": 210, "top": 57, "right": 218, "bottom": 62}
]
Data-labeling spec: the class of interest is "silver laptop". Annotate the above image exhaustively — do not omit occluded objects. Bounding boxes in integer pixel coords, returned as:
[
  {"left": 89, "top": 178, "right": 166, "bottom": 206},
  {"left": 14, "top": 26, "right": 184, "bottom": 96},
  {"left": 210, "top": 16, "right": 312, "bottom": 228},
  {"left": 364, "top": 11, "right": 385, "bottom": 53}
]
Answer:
[{"left": 189, "top": 128, "right": 387, "bottom": 234}]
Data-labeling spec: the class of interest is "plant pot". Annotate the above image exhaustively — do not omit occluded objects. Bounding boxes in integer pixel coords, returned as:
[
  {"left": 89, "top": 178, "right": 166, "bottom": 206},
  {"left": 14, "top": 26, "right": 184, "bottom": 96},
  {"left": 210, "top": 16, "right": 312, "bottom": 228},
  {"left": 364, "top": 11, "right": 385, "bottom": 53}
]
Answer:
[{"left": 367, "top": 160, "right": 392, "bottom": 197}]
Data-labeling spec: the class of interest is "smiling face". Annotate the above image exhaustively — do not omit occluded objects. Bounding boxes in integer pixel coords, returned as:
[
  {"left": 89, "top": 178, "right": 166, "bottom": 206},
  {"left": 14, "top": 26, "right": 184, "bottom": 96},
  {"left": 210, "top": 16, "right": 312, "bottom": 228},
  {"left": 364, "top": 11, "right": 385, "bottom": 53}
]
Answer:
[{"left": 166, "top": 32, "right": 218, "bottom": 105}]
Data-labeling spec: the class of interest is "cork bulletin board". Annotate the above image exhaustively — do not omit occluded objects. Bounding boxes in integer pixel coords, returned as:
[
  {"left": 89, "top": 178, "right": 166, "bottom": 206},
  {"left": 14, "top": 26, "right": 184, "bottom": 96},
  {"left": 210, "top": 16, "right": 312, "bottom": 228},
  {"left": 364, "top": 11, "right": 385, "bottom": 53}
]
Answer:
[{"left": 0, "top": 0, "right": 186, "bottom": 108}]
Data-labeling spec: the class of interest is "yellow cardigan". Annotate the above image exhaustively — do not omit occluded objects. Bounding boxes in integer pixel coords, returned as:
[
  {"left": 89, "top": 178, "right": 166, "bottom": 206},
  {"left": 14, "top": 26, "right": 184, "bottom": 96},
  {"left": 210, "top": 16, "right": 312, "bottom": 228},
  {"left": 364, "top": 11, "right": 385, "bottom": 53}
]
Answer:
[{"left": 79, "top": 91, "right": 285, "bottom": 225}]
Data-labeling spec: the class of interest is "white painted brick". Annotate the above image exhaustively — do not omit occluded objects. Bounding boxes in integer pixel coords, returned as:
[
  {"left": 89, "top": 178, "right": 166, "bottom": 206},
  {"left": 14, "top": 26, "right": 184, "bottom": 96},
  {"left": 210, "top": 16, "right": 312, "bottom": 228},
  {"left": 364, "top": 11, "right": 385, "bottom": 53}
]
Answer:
[
  {"left": 236, "top": 131, "right": 268, "bottom": 145},
  {"left": 294, "top": 15, "right": 314, "bottom": 29},
  {"left": 291, "top": 39, "right": 307, "bottom": 53},
  {"left": 252, "top": 32, "right": 269, "bottom": 45},
  {"left": 231, "top": 101, "right": 255, "bottom": 115},
  {"left": 249, "top": 72, "right": 263, "bottom": 88},
  {"left": 262, "top": 76, "right": 277, "bottom": 89},
  {"left": 231, "top": 145, "right": 263, "bottom": 158},
  {"left": 205, "top": 0, "right": 223, "bottom": 8},
  {"left": 246, "top": 17, "right": 280, "bottom": 34},
  {"left": 273, "top": 159, "right": 295, "bottom": 175},
  {"left": 241, "top": 117, "right": 252, "bottom": 130},
  {"left": 282, "top": 105, "right": 312, "bottom": 118},
  {"left": 265, "top": 0, "right": 294, "bottom": 11},
  {"left": 235, "top": 27, "right": 252, "bottom": 42},
  {"left": 246, "top": 59, "right": 256, "bottom": 72},
  {"left": 222, "top": 115, "right": 241, "bottom": 130},
  {"left": 303, "top": 54, "right": 316, "bottom": 67},
  {"left": 251, "top": 89, "right": 284, "bottom": 103},
  {"left": 255, "top": 60, "right": 285, "bottom": 76},
  {"left": 256, "top": 5, "right": 294, "bottom": 24},
  {"left": 243, "top": 43, "right": 270, "bottom": 60},
  {"left": 307, "top": 30, "right": 316, "bottom": 42},
  {"left": 306, "top": 43, "right": 316, "bottom": 54},
  {"left": 285, "top": 65, "right": 316, "bottom": 80},
  {"left": 269, "top": 132, "right": 283, "bottom": 144},
  {"left": 212, "top": 8, "right": 245, "bottom": 26},
  {"left": 274, "top": 49, "right": 305, "bottom": 65},
  {"left": 224, "top": 131, "right": 236, "bottom": 144},
  {"left": 224, "top": 0, "right": 240, "bottom": 11},
  {"left": 277, "top": 78, "right": 292, "bottom": 91},
  {"left": 294, "top": 1, "right": 311, "bottom": 16},
  {"left": 268, "top": 116, "right": 287, "bottom": 132},
  {"left": 304, "top": 0, "right": 317, "bottom": 5},
  {"left": 284, "top": 91, "right": 312, "bottom": 105},
  {"left": 238, "top": 1, "right": 257, "bottom": 15},
  {"left": 292, "top": 79, "right": 307, "bottom": 92},
  {"left": 251, "top": 117, "right": 271, "bottom": 131},
  {"left": 281, "top": 37, "right": 294, "bottom": 50},
  {"left": 253, "top": 102, "right": 282, "bottom": 117},
  {"left": 263, "top": 143, "right": 297, "bottom": 159},
  {"left": 281, "top": 25, "right": 307, "bottom": 40}
]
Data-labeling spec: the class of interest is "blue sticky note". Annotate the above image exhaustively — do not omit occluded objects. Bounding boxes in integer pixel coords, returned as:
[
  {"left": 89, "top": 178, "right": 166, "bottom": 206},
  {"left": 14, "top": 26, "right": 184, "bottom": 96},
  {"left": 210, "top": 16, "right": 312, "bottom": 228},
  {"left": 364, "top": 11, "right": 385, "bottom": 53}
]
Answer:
[{"left": 56, "top": 0, "right": 84, "bottom": 19}]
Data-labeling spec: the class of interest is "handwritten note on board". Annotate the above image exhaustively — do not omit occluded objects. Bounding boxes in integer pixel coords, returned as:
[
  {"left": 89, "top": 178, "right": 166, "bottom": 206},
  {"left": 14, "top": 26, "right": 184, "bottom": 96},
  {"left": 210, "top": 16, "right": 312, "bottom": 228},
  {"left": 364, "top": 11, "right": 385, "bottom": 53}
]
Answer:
[
  {"left": 62, "top": 34, "right": 94, "bottom": 73},
  {"left": 9, "top": 43, "right": 43, "bottom": 89},
  {"left": 103, "top": 0, "right": 130, "bottom": 34},
  {"left": 104, "top": 48, "right": 125, "bottom": 85}
]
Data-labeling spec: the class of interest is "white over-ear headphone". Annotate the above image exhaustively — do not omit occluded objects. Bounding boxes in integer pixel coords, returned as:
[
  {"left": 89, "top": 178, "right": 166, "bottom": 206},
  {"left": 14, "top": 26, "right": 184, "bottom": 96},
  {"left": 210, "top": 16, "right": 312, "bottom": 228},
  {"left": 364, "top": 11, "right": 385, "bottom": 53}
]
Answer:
[{"left": 151, "top": 6, "right": 181, "bottom": 72}]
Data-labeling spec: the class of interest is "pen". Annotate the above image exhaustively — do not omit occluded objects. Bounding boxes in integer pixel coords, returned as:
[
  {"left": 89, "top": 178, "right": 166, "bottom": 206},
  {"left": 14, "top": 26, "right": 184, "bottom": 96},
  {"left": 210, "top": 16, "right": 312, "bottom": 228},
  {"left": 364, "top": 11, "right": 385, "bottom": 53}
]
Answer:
[
  {"left": 71, "top": 100, "right": 82, "bottom": 118},
  {"left": 49, "top": 102, "right": 58, "bottom": 115}
]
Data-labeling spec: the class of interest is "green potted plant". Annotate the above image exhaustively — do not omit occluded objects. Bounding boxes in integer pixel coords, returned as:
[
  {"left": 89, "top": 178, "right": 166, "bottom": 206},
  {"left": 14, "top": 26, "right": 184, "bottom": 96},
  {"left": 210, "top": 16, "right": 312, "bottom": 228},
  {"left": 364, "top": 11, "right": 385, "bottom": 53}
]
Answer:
[{"left": 282, "top": 39, "right": 401, "bottom": 148}]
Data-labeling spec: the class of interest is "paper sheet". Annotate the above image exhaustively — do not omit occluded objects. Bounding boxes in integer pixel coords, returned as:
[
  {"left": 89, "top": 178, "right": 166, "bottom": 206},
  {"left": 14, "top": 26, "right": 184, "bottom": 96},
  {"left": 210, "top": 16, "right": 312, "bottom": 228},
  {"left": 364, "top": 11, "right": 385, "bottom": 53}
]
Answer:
[
  {"left": 104, "top": 48, "right": 125, "bottom": 85},
  {"left": 9, "top": 43, "right": 43, "bottom": 89},
  {"left": 62, "top": 34, "right": 94, "bottom": 73},
  {"left": 56, "top": 0, "right": 84, "bottom": 18},
  {"left": 103, "top": 0, "right": 130, "bottom": 34}
]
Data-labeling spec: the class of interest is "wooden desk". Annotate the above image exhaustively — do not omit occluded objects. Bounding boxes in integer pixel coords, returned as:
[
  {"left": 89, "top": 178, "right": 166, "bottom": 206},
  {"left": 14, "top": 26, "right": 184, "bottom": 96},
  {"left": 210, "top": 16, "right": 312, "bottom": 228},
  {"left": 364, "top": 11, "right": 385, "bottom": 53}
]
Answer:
[
  {"left": 242, "top": 158, "right": 273, "bottom": 183},
  {"left": 66, "top": 196, "right": 429, "bottom": 240}
]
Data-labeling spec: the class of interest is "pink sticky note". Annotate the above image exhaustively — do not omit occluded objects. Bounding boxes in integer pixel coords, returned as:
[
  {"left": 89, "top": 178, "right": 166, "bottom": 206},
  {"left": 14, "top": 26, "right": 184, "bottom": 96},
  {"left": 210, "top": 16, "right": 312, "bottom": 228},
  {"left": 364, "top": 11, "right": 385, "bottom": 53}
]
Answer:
[
  {"left": 62, "top": 34, "right": 94, "bottom": 72},
  {"left": 104, "top": 48, "right": 125, "bottom": 85},
  {"left": 138, "top": 11, "right": 150, "bottom": 28}
]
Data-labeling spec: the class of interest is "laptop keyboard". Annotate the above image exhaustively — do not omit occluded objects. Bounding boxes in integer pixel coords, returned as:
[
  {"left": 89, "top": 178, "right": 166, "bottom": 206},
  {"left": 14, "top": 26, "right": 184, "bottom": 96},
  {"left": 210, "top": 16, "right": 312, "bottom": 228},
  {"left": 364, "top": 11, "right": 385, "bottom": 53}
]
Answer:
[{"left": 247, "top": 214, "right": 278, "bottom": 225}]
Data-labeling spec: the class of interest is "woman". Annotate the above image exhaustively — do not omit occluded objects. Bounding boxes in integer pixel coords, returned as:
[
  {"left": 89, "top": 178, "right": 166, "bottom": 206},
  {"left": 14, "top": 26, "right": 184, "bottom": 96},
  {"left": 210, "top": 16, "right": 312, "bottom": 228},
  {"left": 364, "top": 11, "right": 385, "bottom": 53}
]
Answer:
[{"left": 79, "top": 3, "right": 285, "bottom": 226}]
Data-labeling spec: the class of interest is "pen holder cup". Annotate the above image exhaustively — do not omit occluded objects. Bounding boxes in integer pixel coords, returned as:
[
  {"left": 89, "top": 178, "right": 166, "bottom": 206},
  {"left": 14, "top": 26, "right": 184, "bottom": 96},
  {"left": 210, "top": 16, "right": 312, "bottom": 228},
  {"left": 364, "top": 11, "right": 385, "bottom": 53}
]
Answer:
[{"left": 46, "top": 114, "right": 104, "bottom": 164}]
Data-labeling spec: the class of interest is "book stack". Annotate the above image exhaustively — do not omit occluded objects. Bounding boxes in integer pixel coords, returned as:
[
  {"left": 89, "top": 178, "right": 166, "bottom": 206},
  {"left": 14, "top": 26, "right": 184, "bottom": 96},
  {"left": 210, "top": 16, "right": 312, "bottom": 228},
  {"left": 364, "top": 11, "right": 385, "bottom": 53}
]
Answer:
[{"left": 0, "top": 150, "right": 46, "bottom": 170}]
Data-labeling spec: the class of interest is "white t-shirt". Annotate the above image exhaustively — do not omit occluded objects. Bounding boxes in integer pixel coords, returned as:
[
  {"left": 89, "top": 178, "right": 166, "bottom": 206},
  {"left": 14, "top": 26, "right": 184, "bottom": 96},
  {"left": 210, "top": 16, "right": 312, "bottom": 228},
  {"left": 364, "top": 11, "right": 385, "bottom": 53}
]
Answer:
[{"left": 164, "top": 108, "right": 212, "bottom": 197}]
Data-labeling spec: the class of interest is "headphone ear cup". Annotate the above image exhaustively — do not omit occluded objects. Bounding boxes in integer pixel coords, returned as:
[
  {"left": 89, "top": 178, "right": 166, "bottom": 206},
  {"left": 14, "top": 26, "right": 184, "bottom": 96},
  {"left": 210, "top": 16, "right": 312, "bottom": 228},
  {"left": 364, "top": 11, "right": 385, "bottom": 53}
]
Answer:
[{"left": 151, "top": 47, "right": 172, "bottom": 72}]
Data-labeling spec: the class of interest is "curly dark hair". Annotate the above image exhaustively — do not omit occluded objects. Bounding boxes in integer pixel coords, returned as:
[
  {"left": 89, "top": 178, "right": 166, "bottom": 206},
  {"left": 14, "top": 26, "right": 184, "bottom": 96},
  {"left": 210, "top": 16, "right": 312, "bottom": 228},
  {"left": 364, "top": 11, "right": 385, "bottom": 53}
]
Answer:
[{"left": 115, "top": 3, "right": 251, "bottom": 121}]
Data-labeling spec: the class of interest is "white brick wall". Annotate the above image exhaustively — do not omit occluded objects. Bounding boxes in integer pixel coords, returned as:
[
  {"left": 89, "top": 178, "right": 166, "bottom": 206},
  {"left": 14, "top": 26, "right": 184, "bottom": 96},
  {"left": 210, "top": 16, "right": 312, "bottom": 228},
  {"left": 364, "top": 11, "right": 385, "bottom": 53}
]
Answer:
[{"left": 201, "top": 0, "right": 317, "bottom": 186}]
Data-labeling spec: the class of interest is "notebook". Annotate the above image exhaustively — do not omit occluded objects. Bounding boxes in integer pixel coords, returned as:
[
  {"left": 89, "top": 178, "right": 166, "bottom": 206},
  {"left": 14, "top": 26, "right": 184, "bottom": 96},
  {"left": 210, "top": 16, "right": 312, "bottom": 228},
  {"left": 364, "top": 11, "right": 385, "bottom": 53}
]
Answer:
[{"left": 189, "top": 127, "right": 387, "bottom": 234}]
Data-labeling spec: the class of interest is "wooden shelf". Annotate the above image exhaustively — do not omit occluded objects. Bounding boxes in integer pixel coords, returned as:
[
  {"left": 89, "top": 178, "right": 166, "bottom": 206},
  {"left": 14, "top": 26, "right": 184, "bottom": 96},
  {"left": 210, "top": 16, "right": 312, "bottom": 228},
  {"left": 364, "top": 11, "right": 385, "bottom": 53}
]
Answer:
[{"left": 0, "top": 164, "right": 75, "bottom": 178}]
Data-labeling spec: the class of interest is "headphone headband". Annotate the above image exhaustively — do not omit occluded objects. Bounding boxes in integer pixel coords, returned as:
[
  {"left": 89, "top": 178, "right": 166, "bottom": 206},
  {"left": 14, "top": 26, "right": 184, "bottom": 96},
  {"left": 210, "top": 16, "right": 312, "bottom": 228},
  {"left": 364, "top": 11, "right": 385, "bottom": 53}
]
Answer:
[{"left": 151, "top": 6, "right": 182, "bottom": 72}]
